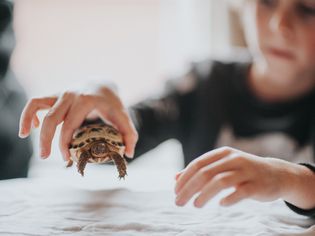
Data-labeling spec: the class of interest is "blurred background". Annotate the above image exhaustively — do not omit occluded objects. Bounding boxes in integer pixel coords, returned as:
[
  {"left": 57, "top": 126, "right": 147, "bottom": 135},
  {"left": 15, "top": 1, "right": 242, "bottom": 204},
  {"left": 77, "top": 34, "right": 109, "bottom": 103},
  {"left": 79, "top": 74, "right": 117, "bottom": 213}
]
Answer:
[
  {"left": 4, "top": 0, "right": 248, "bottom": 186},
  {"left": 13, "top": 0, "right": 236, "bottom": 101}
]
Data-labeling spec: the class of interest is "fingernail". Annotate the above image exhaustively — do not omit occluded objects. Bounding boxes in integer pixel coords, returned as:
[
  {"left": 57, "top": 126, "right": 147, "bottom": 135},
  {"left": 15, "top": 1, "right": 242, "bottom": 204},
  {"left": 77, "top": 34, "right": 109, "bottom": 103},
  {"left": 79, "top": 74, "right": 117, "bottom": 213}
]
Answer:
[
  {"left": 126, "top": 150, "right": 134, "bottom": 159},
  {"left": 40, "top": 147, "right": 48, "bottom": 159},
  {"left": 175, "top": 197, "right": 184, "bottom": 207},
  {"left": 129, "top": 148, "right": 135, "bottom": 158},
  {"left": 194, "top": 199, "right": 202, "bottom": 208},
  {"left": 18, "top": 129, "right": 27, "bottom": 138},
  {"left": 63, "top": 153, "right": 69, "bottom": 161},
  {"left": 19, "top": 132, "right": 27, "bottom": 138}
]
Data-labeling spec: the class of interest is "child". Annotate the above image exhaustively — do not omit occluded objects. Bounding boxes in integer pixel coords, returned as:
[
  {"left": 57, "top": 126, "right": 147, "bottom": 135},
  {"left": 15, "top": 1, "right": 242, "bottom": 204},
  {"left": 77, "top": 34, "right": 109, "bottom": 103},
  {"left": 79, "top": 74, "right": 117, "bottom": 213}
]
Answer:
[{"left": 19, "top": 0, "right": 315, "bottom": 216}]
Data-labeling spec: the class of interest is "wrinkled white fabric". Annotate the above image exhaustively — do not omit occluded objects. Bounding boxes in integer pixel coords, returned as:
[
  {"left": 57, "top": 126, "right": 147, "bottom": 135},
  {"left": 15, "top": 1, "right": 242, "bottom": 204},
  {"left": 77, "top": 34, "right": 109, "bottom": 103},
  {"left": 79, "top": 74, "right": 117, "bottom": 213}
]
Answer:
[
  {"left": 1, "top": 142, "right": 315, "bottom": 236},
  {"left": 0, "top": 177, "right": 315, "bottom": 236}
]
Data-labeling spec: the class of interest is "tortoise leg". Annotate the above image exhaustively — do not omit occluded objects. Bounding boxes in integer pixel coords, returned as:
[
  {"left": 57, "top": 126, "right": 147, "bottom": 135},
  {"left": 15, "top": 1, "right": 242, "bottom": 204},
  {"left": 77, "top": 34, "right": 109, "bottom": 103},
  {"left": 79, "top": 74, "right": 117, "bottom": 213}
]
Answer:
[
  {"left": 109, "top": 152, "right": 127, "bottom": 179},
  {"left": 66, "top": 159, "right": 73, "bottom": 168},
  {"left": 77, "top": 151, "right": 90, "bottom": 176}
]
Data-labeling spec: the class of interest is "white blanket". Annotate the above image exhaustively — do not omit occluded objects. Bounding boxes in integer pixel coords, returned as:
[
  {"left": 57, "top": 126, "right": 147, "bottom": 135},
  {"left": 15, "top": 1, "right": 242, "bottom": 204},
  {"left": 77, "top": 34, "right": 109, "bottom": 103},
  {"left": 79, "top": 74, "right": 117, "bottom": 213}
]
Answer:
[
  {"left": 1, "top": 142, "right": 315, "bottom": 236},
  {"left": 0, "top": 177, "right": 315, "bottom": 236}
]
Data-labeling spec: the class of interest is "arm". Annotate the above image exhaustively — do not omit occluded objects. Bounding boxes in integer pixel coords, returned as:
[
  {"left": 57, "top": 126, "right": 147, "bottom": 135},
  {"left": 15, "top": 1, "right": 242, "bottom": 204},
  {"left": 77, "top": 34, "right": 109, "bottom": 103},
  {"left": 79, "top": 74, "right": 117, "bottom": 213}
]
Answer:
[{"left": 128, "top": 74, "right": 199, "bottom": 159}]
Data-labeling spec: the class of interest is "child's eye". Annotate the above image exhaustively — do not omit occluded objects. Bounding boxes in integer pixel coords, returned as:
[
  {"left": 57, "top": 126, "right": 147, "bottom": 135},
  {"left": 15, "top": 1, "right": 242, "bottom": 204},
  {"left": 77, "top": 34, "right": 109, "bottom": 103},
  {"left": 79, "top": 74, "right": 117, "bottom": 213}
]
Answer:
[{"left": 297, "top": 3, "right": 315, "bottom": 17}]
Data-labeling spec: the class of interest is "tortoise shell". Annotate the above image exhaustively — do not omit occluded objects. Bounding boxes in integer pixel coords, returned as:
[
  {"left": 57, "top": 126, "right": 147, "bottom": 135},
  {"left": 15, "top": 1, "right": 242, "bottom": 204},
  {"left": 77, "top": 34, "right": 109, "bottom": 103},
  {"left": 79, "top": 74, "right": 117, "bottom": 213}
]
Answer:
[{"left": 67, "top": 123, "right": 127, "bottom": 178}]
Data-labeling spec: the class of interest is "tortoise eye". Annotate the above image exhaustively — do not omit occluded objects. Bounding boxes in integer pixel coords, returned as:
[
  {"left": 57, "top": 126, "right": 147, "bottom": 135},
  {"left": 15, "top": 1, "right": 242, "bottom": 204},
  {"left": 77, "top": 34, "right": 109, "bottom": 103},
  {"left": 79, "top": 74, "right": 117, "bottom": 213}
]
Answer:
[{"left": 90, "top": 142, "right": 108, "bottom": 157}]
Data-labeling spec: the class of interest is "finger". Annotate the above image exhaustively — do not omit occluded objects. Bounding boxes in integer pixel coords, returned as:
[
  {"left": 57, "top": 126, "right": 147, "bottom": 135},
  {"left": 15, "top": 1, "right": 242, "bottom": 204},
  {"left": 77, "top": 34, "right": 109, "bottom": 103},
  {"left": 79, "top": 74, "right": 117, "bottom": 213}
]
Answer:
[
  {"left": 40, "top": 93, "right": 74, "bottom": 158},
  {"left": 32, "top": 114, "right": 40, "bottom": 128},
  {"left": 175, "top": 154, "right": 240, "bottom": 206},
  {"left": 60, "top": 95, "right": 98, "bottom": 160},
  {"left": 19, "top": 97, "right": 57, "bottom": 138},
  {"left": 175, "top": 171, "right": 183, "bottom": 181},
  {"left": 106, "top": 109, "right": 138, "bottom": 158},
  {"left": 94, "top": 88, "right": 138, "bottom": 158},
  {"left": 175, "top": 147, "right": 232, "bottom": 194},
  {"left": 194, "top": 171, "right": 247, "bottom": 208},
  {"left": 220, "top": 182, "right": 253, "bottom": 207}
]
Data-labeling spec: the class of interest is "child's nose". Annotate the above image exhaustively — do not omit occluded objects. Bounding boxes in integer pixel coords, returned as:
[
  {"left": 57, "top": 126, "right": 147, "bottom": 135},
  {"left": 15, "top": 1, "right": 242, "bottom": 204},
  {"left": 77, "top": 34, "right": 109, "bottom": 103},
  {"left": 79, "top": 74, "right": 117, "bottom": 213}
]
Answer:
[{"left": 269, "top": 8, "right": 293, "bottom": 38}]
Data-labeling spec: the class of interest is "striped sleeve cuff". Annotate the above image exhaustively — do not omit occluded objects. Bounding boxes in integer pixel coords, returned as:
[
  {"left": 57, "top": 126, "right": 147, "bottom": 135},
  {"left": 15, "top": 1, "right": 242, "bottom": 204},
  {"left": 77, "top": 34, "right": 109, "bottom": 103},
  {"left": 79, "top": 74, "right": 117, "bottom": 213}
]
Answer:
[{"left": 284, "top": 163, "right": 315, "bottom": 218}]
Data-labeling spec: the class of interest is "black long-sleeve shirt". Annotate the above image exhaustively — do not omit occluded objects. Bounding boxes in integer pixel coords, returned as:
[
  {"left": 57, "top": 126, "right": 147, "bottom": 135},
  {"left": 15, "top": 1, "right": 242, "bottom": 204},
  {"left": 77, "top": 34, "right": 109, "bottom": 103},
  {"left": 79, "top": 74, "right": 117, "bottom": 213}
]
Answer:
[
  {"left": 131, "top": 60, "right": 314, "bottom": 165},
  {"left": 129, "top": 60, "right": 315, "bottom": 216}
]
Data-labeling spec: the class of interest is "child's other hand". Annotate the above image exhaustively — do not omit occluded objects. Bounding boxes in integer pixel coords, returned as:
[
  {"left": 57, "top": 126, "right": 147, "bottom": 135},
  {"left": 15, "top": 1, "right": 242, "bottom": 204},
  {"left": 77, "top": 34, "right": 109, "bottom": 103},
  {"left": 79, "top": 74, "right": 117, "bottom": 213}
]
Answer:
[
  {"left": 175, "top": 146, "right": 295, "bottom": 208},
  {"left": 18, "top": 87, "right": 138, "bottom": 161}
]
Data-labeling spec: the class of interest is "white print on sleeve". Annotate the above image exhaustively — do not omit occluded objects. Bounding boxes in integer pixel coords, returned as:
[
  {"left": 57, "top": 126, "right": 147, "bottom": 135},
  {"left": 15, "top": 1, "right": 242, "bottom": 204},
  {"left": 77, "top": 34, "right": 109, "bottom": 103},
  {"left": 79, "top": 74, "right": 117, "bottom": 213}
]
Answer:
[{"left": 215, "top": 126, "right": 313, "bottom": 164}]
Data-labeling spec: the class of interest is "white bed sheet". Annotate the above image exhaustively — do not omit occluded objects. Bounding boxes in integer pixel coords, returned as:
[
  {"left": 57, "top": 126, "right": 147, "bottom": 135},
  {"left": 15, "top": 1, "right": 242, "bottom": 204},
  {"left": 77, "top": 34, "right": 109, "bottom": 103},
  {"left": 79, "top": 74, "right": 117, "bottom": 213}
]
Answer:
[
  {"left": 1, "top": 142, "right": 315, "bottom": 236},
  {"left": 1, "top": 177, "right": 315, "bottom": 236}
]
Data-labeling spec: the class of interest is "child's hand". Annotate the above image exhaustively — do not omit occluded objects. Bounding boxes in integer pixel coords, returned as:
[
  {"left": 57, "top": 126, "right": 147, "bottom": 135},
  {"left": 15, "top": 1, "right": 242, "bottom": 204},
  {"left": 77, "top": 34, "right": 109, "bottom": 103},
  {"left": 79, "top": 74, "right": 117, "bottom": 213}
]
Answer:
[
  {"left": 18, "top": 86, "right": 138, "bottom": 160},
  {"left": 175, "top": 146, "right": 296, "bottom": 208}
]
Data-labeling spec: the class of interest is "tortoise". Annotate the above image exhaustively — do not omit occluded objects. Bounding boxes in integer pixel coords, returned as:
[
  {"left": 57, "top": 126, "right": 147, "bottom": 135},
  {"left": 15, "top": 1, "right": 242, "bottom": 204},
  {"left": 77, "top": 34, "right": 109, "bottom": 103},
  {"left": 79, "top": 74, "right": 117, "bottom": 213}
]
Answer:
[{"left": 66, "top": 123, "right": 127, "bottom": 179}]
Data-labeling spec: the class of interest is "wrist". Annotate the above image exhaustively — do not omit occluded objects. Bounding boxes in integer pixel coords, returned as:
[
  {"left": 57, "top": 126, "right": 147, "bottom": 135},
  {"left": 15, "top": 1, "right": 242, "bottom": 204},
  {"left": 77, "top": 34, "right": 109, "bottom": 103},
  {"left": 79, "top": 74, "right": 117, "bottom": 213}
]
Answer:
[
  {"left": 281, "top": 162, "right": 315, "bottom": 209},
  {"left": 265, "top": 158, "right": 300, "bottom": 200},
  {"left": 279, "top": 162, "right": 301, "bottom": 200}
]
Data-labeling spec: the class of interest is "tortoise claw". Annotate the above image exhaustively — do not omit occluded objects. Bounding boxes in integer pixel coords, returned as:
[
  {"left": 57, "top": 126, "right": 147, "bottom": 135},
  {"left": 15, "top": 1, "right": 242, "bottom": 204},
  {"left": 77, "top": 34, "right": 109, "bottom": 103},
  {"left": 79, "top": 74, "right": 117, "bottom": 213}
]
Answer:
[
  {"left": 110, "top": 152, "right": 127, "bottom": 180},
  {"left": 66, "top": 159, "right": 73, "bottom": 168}
]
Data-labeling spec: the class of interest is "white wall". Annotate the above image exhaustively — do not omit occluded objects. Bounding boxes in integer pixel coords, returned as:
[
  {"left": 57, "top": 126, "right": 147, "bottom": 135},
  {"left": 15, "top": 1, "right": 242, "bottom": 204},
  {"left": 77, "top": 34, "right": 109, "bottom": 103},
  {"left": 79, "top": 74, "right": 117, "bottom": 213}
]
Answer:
[
  {"left": 12, "top": 0, "right": 223, "bottom": 106},
  {"left": 13, "top": 0, "right": 161, "bottom": 105}
]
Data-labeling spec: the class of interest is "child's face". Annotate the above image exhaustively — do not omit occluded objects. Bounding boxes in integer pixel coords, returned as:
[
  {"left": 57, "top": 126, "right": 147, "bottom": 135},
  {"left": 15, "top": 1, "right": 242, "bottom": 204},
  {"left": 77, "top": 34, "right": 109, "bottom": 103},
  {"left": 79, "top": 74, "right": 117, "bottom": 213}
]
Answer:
[{"left": 245, "top": 0, "right": 315, "bottom": 82}]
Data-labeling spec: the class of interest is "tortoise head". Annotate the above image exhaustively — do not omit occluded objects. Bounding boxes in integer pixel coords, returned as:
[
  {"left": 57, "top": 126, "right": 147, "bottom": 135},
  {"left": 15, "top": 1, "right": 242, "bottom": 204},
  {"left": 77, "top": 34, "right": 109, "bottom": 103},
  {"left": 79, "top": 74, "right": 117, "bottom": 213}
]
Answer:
[{"left": 89, "top": 141, "right": 109, "bottom": 159}]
